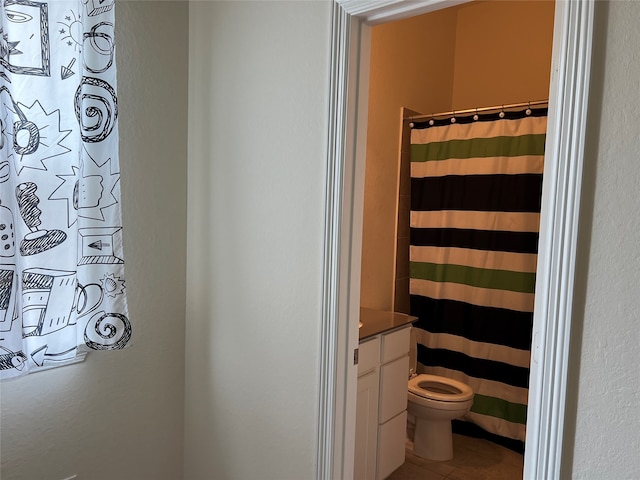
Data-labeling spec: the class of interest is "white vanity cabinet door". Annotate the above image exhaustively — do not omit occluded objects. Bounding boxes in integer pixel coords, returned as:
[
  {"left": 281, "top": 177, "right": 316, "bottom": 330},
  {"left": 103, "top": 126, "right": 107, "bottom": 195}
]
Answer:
[
  {"left": 354, "top": 370, "right": 379, "bottom": 480},
  {"left": 377, "top": 411, "right": 407, "bottom": 480},
  {"left": 379, "top": 352, "right": 409, "bottom": 424}
]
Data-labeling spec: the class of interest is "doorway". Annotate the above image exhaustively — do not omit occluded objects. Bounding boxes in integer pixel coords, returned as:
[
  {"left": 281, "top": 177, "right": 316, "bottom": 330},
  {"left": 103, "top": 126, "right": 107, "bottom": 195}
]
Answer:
[
  {"left": 360, "top": 4, "right": 553, "bottom": 471},
  {"left": 316, "top": 2, "right": 595, "bottom": 480}
]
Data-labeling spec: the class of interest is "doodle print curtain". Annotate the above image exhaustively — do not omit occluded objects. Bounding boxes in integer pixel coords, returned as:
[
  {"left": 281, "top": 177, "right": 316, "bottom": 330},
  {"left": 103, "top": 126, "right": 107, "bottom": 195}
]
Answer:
[
  {"left": 0, "top": 0, "right": 131, "bottom": 380},
  {"left": 409, "top": 108, "right": 547, "bottom": 446}
]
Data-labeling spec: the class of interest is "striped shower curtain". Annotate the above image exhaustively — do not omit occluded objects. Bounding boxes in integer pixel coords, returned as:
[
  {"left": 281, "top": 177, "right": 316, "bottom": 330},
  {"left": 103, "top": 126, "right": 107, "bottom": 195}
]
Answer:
[{"left": 409, "top": 108, "right": 547, "bottom": 445}]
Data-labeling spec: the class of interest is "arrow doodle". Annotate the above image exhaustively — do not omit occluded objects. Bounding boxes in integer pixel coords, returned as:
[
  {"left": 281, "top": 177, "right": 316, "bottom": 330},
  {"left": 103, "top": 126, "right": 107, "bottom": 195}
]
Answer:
[
  {"left": 61, "top": 57, "right": 76, "bottom": 80},
  {"left": 88, "top": 239, "right": 110, "bottom": 251},
  {"left": 30, "top": 344, "right": 77, "bottom": 367}
]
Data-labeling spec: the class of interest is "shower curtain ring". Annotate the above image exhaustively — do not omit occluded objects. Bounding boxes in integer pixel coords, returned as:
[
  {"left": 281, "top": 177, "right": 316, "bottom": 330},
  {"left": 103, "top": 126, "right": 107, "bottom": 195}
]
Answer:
[
  {"left": 526, "top": 102, "right": 532, "bottom": 116},
  {"left": 499, "top": 105, "right": 505, "bottom": 118},
  {"left": 473, "top": 108, "right": 479, "bottom": 121},
  {"left": 429, "top": 115, "right": 435, "bottom": 126},
  {"left": 451, "top": 111, "right": 456, "bottom": 124}
]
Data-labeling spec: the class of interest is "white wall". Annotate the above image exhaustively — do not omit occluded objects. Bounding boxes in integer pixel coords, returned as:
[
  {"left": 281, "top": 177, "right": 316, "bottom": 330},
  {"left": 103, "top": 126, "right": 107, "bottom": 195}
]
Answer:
[
  {"left": 565, "top": 1, "right": 640, "bottom": 478},
  {"left": 0, "top": 2, "right": 188, "bottom": 479},
  {"left": 184, "top": 2, "right": 331, "bottom": 479}
]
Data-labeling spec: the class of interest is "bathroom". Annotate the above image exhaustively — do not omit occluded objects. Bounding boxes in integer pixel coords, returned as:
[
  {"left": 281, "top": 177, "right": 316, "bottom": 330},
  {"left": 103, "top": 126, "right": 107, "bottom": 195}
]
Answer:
[{"left": 357, "top": 1, "right": 555, "bottom": 478}]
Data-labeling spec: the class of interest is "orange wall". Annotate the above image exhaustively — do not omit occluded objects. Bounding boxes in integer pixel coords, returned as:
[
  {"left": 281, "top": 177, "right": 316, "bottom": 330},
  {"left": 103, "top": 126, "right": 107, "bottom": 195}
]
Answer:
[
  {"left": 360, "top": 1, "right": 555, "bottom": 312},
  {"left": 452, "top": 1, "right": 555, "bottom": 109},
  {"left": 361, "top": 8, "right": 459, "bottom": 310}
]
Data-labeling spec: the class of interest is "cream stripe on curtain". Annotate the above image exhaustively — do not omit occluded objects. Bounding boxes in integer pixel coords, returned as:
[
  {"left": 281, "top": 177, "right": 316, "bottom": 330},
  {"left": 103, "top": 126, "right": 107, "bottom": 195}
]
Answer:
[
  {"left": 0, "top": 0, "right": 131, "bottom": 379},
  {"left": 409, "top": 108, "right": 547, "bottom": 445}
]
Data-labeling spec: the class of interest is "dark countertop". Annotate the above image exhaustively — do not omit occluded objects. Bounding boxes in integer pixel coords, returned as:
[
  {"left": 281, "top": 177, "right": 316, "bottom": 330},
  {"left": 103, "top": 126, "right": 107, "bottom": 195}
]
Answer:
[{"left": 359, "top": 307, "right": 418, "bottom": 341}]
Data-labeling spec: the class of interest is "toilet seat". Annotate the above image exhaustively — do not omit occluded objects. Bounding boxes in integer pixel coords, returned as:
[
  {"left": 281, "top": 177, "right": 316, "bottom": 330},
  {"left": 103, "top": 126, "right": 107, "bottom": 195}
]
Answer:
[{"left": 408, "top": 374, "right": 473, "bottom": 403}]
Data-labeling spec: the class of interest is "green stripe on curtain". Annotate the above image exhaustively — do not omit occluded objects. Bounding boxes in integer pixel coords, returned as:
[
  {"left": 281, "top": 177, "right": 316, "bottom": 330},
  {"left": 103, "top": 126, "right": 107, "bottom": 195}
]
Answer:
[
  {"left": 411, "top": 134, "right": 546, "bottom": 162},
  {"left": 410, "top": 261, "right": 536, "bottom": 293},
  {"left": 410, "top": 278, "right": 535, "bottom": 312},
  {"left": 470, "top": 393, "right": 527, "bottom": 425},
  {"left": 411, "top": 245, "right": 539, "bottom": 272}
]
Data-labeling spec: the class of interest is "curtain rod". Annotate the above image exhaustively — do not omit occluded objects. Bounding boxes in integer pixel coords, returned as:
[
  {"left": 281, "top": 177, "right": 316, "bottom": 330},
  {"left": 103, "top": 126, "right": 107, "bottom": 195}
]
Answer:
[{"left": 406, "top": 99, "right": 548, "bottom": 122}]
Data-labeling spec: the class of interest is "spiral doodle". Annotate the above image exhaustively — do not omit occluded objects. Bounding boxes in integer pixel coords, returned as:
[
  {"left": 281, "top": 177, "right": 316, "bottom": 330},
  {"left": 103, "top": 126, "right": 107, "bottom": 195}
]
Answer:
[
  {"left": 84, "top": 311, "right": 131, "bottom": 350},
  {"left": 83, "top": 22, "right": 114, "bottom": 74},
  {"left": 74, "top": 76, "right": 117, "bottom": 143}
]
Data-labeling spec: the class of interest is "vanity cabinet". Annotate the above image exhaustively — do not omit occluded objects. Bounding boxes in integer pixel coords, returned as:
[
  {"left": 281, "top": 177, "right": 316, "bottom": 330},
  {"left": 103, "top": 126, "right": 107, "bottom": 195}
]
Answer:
[{"left": 354, "top": 325, "right": 411, "bottom": 480}]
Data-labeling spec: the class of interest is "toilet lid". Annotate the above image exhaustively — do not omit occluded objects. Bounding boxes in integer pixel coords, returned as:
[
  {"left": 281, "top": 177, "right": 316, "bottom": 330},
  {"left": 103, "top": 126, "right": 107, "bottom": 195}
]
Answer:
[{"left": 408, "top": 374, "right": 473, "bottom": 402}]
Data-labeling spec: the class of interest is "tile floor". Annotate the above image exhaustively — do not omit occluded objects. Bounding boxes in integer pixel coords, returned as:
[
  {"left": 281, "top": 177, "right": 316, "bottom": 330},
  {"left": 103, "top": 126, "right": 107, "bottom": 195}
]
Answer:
[{"left": 387, "top": 434, "right": 524, "bottom": 480}]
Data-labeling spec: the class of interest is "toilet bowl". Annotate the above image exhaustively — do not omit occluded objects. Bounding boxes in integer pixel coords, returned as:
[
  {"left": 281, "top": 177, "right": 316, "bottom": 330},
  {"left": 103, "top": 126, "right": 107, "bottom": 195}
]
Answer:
[{"left": 407, "top": 329, "right": 474, "bottom": 461}]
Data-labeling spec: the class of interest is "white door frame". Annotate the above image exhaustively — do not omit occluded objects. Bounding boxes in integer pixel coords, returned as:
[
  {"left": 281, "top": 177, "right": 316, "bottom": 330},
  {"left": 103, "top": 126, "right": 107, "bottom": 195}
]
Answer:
[{"left": 317, "top": 1, "right": 594, "bottom": 479}]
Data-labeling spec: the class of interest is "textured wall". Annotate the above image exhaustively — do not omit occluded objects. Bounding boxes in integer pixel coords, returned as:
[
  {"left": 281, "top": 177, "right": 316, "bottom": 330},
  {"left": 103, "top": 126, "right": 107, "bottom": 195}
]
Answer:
[
  {"left": 184, "top": 2, "right": 331, "bottom": 479},
  {"left": 566, "top": 1, "right": 640, "bottom": 477},
  {"left": 0, "top": 2, "right": 188, "bottom": 479}
]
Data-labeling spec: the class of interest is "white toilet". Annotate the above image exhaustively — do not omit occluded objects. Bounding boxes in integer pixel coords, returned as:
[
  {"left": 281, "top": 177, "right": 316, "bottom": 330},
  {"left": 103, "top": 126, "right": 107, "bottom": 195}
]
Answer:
[{"left": 407, "top": 329, "right": 474, "bottom": 461}]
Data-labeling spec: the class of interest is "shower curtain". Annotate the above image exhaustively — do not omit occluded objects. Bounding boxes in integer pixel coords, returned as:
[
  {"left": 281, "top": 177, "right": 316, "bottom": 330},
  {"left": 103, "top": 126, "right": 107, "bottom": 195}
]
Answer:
[
  {"left": 0, "top": 0, "right": 130, "bottom": 379},
  {"left": 409, "top": 107, "right": 547, "bottom": 445}
]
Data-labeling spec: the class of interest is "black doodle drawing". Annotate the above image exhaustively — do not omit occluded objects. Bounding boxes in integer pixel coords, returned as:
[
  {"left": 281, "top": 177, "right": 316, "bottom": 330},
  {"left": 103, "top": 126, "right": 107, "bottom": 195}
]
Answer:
[
  {"left": 49, "top": 149, "right": 120, "bottom": 224},
  {"left": 30, "top": 344, "right": 77, "bottom": 367},
  {"left": 0, "top": 201, "right": 16, "bottom": 257},
  {"left": 0, "top": 345, "right": 26, "bottom": 371},
  {"left": 49, "top": 165, "right": 80, "bottom": 227},
  {"left": 57, "top": 10, "right": 82, "bottom": 51},
  {"left": 0, "top": 266, "right": 17, "bottom": 333},
  {"left": 0, "top": 116, "right": 8, "bottom": 183},
  {"left": 21, "top": 271, "right": 103, "bottom": 339},
  {"left": 0, "top": 162, "right": 8, "bottom": 183},
  {"left": 61, "top": 57, "right": 76, "bottom": 80},
  {"left": 0, "top": 86, "right": 73, "bottom": 173},
  {"left": 84, "top": 311, "right": 131, "bottom": 350},
  {"left": 101, "top": 272, "right": 125, "bottom": 297},
  {"left": 16, "top": 182, "right": 67, "bottom": 256},
  {"left": 0, "top": 0, "right": 51, "bottom": 77},
  {"left": 0, "top": 115, "right": 6, "bottom": 150},
  {"left": 83, "top": 22, "right": 114, "bottom": 74},
  {"left": 78, "top": 228, "right": 124, "bottom": 265},
  {"left": 84, "top": 0, "right": 115, "bottom": 17},
  {"left": 21, "top": 268, "right": 76, "bottom": 337},
  {"left": 74, "top": 76, "right": 117, "bottom": 143},
  {"left": 73, "top": 281, "right": 104, "bottom": 319}
]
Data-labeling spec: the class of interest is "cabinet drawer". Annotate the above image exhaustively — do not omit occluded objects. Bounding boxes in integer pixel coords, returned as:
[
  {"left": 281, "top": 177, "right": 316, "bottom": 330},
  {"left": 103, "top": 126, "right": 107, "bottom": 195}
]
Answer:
[
  {"left": 379, "top": 355, "right": 409, "bottom": 423},
  {"left": 358, "top": 337, "right": 380, "bottom": 376},
  {"left": 381, "top": 326, "right": 410, "bottom": 363},
  {"left": 376, "top": 411, "right": 407, "bottom": 480}
]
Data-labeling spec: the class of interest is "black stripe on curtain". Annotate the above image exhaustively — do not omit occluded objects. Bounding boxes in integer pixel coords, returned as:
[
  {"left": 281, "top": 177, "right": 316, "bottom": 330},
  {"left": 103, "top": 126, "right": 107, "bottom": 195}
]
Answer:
[
  {"left": 411, "top": 107, "right": 548, "bottom": 129},
  {"left": 410, "top": 295, "right": 533, "bottom": 351},
  {"left": 410, "top": 228, "right": 539, "bottom": 254},
  {"left": 417, "top": 344, "right": 530, "bottom": 389},
  {"left": 411, "top": 174, "right": 543, "bottom": 212},
  {"left": 451, "top": 420, "right": 525, "bottom": 454}
]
